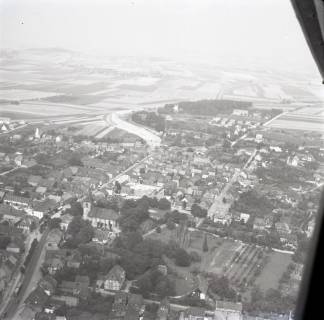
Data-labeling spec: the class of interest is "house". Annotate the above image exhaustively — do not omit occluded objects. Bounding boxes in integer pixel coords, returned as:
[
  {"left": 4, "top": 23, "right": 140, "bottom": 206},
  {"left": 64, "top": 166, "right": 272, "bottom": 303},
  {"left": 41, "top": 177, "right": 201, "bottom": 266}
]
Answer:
[
  {"left": 58, "top": 278, "right": 89, "bottom": 299},
  {"left": 38, "top": 275, "right": 57, "bottom": 296},
  {"left": 232, "top": 109, "right": 248, "bottom": 116},
  {"left": 179, "top": 307, "right": 212, "bottom": 320},
  {"left": 0, "top": 190, "right": 5, "bottom": 202},
  {"left": 45, "top": 252, "right": 65, "bottom": 275},
  {"left": 108, "top": 291, "right": 129, "bottom": 319},
  {"left": 51, "top": 295, "right": 79, "bottom": 307},
  {"left": 92, "top": 229, "right": 115, "bottom": 245},
  {"left": 253, "top": 217, "right": 266, "bottom": 231},
  {"left": 28, "top": 199, "right": 57, "bottom": 219},
  {"left": 214, "top": 301, "right": 243, "bottom": 320},
  {"left": 157, "top": 298, "right": 170, "bottom": 320},
  {"left": 3, "top": 193, "right": 31, "bottom": 209},
  {"left": 1, "top": 203, "right": 25, "bottom": 224},
  {"left": 59, "top": 214, "right": 74, "bottom": 231},
  {"left": 275, "top": 222, "right": 291, "bottom": 235},
  {"left": 25, "top": 287, "right": 49, "bottom": 311},
  {"left": 66, "top": 251, "right": 82, "bottom": 269},
  {"left": 46, "top": 229, "right": 63, "bottom": 250},
  {"left": 83, "top": 202, "right": 119, "bottom": 231},
  {"left": 6, "top": 241, "right": 22, "bottom": 254},
  {"left": 125, "top": 293, "right": 145, "bottom": 320},
  {"left": 28, "top": 175, "right": 43, "bottom": 187},
  {"left": 96, "top": 265, "right": 126, "bottom": 291}
]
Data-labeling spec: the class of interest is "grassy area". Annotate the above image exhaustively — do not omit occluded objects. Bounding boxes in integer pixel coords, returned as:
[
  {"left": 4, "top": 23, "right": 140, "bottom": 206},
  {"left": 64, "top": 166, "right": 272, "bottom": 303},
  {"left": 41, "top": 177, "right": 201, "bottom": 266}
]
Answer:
[
  {"left": 148, "top": 227, "right": 293, "bottom": 297},
  {"left": 255, "top": 252, "right": 292, "bottom": 292}
]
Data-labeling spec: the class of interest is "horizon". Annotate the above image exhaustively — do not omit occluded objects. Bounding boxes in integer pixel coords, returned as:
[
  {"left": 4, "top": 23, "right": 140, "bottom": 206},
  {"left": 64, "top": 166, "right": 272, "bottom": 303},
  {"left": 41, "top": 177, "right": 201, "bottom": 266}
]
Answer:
[{"left": 0, "top": 0, "right": 321, "bottom": 78}]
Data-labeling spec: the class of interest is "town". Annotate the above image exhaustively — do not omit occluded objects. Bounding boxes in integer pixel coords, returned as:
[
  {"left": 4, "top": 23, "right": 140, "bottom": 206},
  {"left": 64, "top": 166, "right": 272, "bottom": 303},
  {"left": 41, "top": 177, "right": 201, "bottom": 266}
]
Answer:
[{"left": 0, "top": 97, "right": 322, "bottom": 320}]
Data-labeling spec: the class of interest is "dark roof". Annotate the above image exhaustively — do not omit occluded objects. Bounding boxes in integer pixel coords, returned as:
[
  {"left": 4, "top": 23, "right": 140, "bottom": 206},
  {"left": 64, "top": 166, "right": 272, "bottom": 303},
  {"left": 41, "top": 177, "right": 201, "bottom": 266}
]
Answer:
[
  {"left": 106, "top": 265, "right": 125, "bottom": 284},
  {"left": 88, "top": 206, "right": 119, "bottom": 221},
  {"left": 3, "top": 193, "right": 31, "bottom": 205},
  {"left": 25, "top": 287, "right": 49, "bottom": 307}
]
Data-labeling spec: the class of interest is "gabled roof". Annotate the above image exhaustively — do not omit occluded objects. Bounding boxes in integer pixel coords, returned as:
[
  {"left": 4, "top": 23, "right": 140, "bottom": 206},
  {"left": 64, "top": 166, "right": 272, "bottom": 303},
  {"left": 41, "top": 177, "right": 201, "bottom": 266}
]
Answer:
[
  {"left": 106, "top": 265, "right": 125, "bottom": 283},
  {"left": 88, "top": 206, "right": 119, "bottom": 221}
]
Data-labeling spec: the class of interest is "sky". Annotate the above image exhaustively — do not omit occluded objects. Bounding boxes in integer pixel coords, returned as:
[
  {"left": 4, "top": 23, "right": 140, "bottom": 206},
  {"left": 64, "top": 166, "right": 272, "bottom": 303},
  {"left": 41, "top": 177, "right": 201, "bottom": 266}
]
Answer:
[{"left": 0, "top": 0, "right": 320, "bottom": 75}]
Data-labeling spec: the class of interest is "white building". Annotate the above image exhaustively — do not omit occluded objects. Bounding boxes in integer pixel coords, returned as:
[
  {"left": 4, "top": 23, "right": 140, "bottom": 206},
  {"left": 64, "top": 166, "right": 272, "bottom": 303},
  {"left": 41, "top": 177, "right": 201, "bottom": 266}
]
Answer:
[{"left": 232, "top": 109, "right": 249, "bottom": 117}]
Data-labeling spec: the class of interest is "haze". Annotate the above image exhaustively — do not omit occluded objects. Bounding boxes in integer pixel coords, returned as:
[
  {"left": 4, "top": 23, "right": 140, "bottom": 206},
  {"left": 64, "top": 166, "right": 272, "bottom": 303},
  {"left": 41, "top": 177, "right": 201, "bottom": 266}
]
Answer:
[{"left": 0, "top": 0, "right": 320, "bottom": 76}]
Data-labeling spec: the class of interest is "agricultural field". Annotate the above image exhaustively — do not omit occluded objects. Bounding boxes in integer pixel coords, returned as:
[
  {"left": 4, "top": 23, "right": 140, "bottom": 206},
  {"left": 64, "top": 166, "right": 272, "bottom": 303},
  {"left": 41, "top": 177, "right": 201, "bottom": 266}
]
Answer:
[
  {"left": 0, "top": 89, "right": 60, "bottom": 101},
  {"left": 70, "top": 120, "right": 108, "bottom": 137},
  {"left": 266, "top": 106, "right": 324, "bottom": 133},
  {"left": 0, "top": 102, "right": 100, "bottom": 118}
]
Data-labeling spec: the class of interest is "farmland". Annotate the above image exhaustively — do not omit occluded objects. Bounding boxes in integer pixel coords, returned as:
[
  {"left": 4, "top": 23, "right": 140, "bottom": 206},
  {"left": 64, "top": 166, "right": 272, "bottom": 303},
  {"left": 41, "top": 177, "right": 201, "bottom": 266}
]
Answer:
[{"left": 265, "top": 106, "right": 324, "bottom": 133}]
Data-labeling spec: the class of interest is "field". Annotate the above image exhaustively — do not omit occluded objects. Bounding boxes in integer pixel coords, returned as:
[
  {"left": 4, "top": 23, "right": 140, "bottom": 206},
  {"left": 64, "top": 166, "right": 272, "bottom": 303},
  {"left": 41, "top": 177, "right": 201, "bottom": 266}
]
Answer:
[
  {"left": 266, "top": 107, "right": 324, "bottom": 133},
  {"left": 0, "top": 102, "right": 102, "bottom": 118},
  {"left": 255, "top": 252, "right": 292, "bottom": 292},
  {"left": 0, "top": 89, "right": 60, "bottom": 100},
  {"left": 148, "top": 228, "right": 292, "bottom": 295}
]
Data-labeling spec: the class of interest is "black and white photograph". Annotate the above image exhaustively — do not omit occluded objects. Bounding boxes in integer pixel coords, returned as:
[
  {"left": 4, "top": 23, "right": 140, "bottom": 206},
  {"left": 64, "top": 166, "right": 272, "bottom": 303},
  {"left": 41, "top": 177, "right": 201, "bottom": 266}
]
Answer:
[{"left": 0, "top": 1, "right": 323, "bottom": 319}]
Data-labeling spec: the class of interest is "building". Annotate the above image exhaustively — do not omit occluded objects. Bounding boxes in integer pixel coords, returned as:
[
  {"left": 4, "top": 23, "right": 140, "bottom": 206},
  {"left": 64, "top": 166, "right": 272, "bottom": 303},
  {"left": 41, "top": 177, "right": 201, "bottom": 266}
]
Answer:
[
  {"left": 96, "top": 265, "right": 126, "bottom": 291},
  {"left": 233, "top": 109, "right": 249, "bottom": 116},
  {"left": 38, "top": 275, "right": 57, "bottom": 296},
  {"left": 157, "top": 298, "right": 170, "bottom": 320},
  {"left": 108, "top": 291, "right": 129, "bottom": 319},
  {"left": 179, "top": 307, "right": 213, "bottom": 320},
  {"left": 124, "top": 293, "right": 145, "bottom": 320},
  {"left": 25, "top": 287, "right": 49, "bottom": 311},
  {"left": 214, "top": 301, "right": 243, "bottom": 320},
  {"left": 3, "top": 193, "right": 31, "bottom": 209},
  {"left": 83, "top": 201, "right": 119, "bottom": 231},
  {"left": 253, "top": 217, "right": 266, "bottom": 231}
]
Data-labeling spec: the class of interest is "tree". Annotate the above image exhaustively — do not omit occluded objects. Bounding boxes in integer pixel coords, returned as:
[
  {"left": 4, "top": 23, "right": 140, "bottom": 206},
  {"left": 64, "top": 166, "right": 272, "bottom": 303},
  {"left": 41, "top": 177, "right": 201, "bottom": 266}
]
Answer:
[
  {"left": 175, "top": 248, "right": 191, "bottom": 267},
  {"left": 114, "top": 181, "right": 121, "bottom": 194},
  {"left": 203, "top": 234, "right": 209, "bottom": 252},
  {"left": 155, "top": 277, "right": 175, "bottom": 297},
  {"left": 0, "top": 236, "right": 10, "bottom": 249},
  {"left": 66, "top": 201, "right": 83, "bottom": 217},
  {"left": 29, "top": 221, "right": 37, "bottom": 232},
  {"left": 48, "top": 218, "right": 61, "bottom": 230},
  {"left": 166, "top": 219, "right": 176, "bottom": 230},
  {"left": 209, "top": 275, "right": 237, "bottom": 300},
  {"left": 65, "top": 216, "right": 94, "bottom": 248},
  {"left": 68, "top": 153, "right": 83, "bottom": 166},
  {"left": 158, "top": 198, "right": 171, "bottom": 210},
  {"left": 191, "top": 204, "right": 207, "bottom": 218}
]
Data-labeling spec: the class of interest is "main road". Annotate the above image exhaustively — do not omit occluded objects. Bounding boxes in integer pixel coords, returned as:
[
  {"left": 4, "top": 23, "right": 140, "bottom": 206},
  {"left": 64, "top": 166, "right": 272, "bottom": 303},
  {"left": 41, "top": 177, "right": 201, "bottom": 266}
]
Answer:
[
  {"left": 105, "top": 111, "right": 161, "bottom": 148},
  {"left": 1, "top": 229, "right": 50, "bottom": 320}
]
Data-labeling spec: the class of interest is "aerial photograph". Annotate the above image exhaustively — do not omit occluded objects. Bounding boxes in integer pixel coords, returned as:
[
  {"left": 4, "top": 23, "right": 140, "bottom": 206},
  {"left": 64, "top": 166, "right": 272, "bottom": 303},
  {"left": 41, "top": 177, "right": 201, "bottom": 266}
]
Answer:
[{"left": 0, "top": 0, "right": 323, "bottom": 319}]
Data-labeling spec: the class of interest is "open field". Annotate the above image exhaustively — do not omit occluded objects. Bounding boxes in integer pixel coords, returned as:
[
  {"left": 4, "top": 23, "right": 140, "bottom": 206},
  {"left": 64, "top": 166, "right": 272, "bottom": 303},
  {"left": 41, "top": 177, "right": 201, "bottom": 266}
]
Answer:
[
  {"left": 148, "top": 227, "right": 292, "bottom": 294},
  {"left": 265, "top": 107, "right": 324, "bottom": 133},
  {"left": 255, "top": 252, "right": 292, "bottom": 292},
  {"left": 0, "top": 89, "right": 60, "bottom": 100},
  {"left": 0, "top": 102, "right": 100, "bottom": 117}
]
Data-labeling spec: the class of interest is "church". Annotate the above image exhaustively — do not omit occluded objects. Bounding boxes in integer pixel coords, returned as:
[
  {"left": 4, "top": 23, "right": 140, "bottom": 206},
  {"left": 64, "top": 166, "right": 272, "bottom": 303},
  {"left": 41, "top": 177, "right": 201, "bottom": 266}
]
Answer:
[{"left": 83, "top": 201, "right": 120, "bottom": 233}]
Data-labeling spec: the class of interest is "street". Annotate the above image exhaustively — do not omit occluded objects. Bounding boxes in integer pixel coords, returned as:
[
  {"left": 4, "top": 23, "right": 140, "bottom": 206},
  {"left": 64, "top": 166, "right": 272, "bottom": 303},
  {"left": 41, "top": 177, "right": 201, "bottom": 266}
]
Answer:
[{"left": 1, "top": 229, "right": 50, "bottom": 320}]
